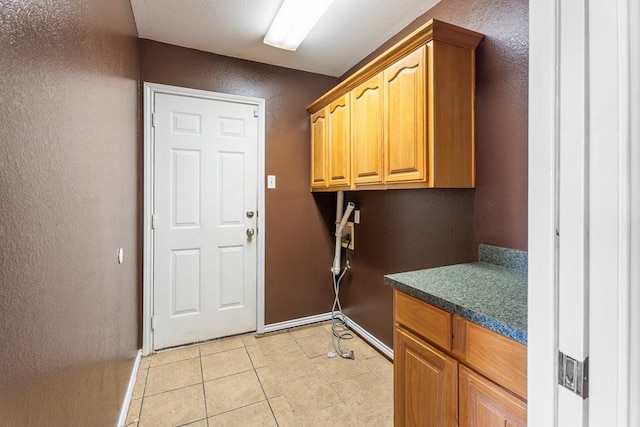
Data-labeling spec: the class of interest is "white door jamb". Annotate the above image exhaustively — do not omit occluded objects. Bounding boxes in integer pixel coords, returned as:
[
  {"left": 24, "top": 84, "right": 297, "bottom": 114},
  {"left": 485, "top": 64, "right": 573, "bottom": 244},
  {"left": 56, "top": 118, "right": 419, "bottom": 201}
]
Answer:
[{"left": 528, "top": 0, "right": 560, "bottom": 424}]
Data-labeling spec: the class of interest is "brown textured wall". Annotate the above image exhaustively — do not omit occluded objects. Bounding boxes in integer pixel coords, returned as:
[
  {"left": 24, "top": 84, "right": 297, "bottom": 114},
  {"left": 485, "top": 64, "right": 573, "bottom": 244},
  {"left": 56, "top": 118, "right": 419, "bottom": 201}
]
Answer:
[
  {"left": 140, "top": 40, "right": 339, "bottom": 324},
  {"left": 0, "top": 0, "right": 140, "bottom": 425},
  {"left": 342, "top": 190, "right": 475, "bottom": 345},
  {"left": 339, "top": 0, "right": 529, "bottom": 346}
]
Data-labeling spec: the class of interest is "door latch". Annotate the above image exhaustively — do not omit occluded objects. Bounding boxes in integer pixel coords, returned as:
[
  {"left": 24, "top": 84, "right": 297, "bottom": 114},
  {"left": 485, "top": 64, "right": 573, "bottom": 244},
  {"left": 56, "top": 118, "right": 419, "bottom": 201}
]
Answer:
[{"left": 558, "top": 351, "right": 588, "bottom": 398}]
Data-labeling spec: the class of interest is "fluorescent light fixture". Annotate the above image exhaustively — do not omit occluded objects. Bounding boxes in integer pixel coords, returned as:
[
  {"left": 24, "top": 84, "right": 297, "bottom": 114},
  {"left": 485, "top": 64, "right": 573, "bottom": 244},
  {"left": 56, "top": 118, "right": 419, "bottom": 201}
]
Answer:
[{"left": 263, "top": 0, "right": 335, "bottom": 51}]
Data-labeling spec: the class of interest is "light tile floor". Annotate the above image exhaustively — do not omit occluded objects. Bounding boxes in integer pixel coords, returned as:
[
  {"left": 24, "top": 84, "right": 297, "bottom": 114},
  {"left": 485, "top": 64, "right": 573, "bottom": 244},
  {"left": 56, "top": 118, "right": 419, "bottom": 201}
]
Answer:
[{"left": 126, "top": 322, "right": 393, "bottom": 427}]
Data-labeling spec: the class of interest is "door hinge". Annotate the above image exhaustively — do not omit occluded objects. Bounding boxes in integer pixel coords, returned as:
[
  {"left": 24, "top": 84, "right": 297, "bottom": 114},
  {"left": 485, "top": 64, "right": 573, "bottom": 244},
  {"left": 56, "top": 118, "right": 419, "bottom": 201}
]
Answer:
[
  {"left": 152, "top": 112, "right": 156, "bottom": 127},
  {"left": 150, "top": 316, "right": 155, "bottom": 331},
  {"left": 151, "top": 214, "right": 156, "bottom": 229},
  {"left": 254, "top": 108, "right": 258, "bottom": 118},
  {"left": 558, "top": 352, "right": 588, "bottom": 399}
]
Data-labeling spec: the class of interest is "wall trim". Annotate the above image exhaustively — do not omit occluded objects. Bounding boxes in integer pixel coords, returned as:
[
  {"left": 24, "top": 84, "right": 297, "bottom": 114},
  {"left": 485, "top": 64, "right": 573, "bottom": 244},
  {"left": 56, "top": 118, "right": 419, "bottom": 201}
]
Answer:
[
  {"left": 117, "top": 350, "right": 142, "bottom": 427},
  {"left": 344, "top": 315, "right": 394, "bottom": 360},
  {"left": 262, "top": 313, "right": 394, "bottom": 360},
  {"left": 262, "top": 312, "right": 332, "bottom": 333}
]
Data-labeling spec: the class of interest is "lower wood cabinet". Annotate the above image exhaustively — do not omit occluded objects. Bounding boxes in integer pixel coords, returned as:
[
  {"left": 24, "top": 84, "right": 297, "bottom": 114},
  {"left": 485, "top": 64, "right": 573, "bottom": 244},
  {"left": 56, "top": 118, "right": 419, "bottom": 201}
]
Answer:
[
  {"left": 459, "top": 365, "right": 527, "bottom": 427},
  {"left": 394, "top": 326, "right": 458, "bottom": 427},
  {"left": 394, "top": 290, "right": 527, "bottom": 426}
]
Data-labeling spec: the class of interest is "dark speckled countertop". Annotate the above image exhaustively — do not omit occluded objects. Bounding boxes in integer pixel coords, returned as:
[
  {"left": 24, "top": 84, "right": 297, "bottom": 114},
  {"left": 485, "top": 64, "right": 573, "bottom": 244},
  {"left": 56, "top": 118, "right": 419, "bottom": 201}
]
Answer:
[{"left": 384, "top": 244, "right": 528, "bottom": 345}]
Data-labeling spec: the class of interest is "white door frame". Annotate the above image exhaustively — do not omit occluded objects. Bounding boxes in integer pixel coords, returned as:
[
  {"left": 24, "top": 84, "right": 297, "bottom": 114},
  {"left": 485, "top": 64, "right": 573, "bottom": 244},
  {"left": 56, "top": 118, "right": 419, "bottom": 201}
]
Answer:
[
  {"left": 587, "top": 1, "right": 639, "bottom": 425},
  {"left": 142, "top": 82, "right": 266, "bottom": 355},
  {"left": 529, "top": 0, "right": 640, "bottom": 425}
]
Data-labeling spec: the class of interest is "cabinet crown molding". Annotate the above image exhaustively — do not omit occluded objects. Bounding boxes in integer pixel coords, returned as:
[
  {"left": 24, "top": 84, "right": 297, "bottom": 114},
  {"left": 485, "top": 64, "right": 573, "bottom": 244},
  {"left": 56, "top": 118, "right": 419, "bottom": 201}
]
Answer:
[{"left": 307, "top": 19, "right": 484, "bottom": 114}]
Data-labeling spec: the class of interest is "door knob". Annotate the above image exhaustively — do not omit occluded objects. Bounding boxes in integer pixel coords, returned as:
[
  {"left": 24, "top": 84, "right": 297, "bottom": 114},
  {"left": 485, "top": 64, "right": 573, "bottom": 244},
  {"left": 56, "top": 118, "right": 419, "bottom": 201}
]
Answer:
[
  {"left": 246, "top": 210, "right": 255, "bottom": 218},
  {"left": 246, "top": 228, "right": 255, "bottom": 237}
]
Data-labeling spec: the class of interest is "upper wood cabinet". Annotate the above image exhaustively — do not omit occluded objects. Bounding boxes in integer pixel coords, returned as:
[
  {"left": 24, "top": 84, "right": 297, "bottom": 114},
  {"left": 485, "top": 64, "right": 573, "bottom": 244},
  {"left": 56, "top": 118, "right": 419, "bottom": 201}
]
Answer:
[
  {"left": 351, "top": 73, "right": 384, "bottom": 185},
  {"left": 310, "top": 109, "right": 328, "bottom": 190},
  {"left": 384, "top": 46, "right": 426, "bottom": 184},
  {"left": 307, "top": 19, "right": 483, "bottom": 192},
  {"left": 310, "top": 96, "right": 351, "bottom": 190},
  {"left": 327, "top": 96, "right": 350, "bottom": 188}
]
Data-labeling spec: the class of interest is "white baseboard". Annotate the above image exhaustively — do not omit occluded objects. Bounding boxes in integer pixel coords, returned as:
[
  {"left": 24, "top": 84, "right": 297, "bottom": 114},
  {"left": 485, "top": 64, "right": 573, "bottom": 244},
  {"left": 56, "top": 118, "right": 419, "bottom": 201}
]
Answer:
[
  {"left": 117, "top": 349, "right": 142, "bottom": 427},
  {"left": 262, "top": 312, "right": 332, "bottom": 333},
  {"left": 262, "top": 312, "right": 394, "bottom": 360},
  {"left": 344, "top": 315, "right": 394, "bottom": 360}
]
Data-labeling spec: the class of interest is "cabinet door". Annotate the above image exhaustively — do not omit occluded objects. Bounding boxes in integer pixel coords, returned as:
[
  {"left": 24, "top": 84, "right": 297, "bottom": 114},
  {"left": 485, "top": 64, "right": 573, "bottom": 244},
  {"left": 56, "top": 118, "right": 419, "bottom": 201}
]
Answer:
[
  {"left": 327, "top": 95, "right": 350, "bottom": 187},
  {"left": 394, "top": 326, "right": 457, "bottom": 427},
  {"left": 351, "top": 73, "right": 383, "bottom": 185},
  {"left": 384, "top": 46, "right": 426, "bottom": 183},
  {"left": 459, "top": 365, "right": 527, "bottom": 427},
  {"left": 310, "top": 109, "right": 328, "bottom": 189}
]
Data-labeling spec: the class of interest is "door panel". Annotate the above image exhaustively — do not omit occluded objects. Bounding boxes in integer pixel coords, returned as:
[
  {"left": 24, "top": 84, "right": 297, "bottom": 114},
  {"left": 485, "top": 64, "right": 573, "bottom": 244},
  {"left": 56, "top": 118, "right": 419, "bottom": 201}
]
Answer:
[
  {"left": 171, "top": 249, "right": 200, "bottom": 314},
  {"left": 153, "top": 93, "right": 257, "bottom": 349},
  {"left": 219, "top": 246, "right": 244, "bottom": 307},
  {"left": 172, "top": 150, "right": 200, "bottom": 227}
]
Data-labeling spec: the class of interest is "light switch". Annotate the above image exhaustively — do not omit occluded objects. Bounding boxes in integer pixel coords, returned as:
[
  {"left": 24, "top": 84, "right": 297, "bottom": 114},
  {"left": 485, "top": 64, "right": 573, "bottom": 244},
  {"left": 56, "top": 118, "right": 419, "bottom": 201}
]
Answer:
[
  {"left": 354, "top": 210, "right": 360, "bottom": 224},
  {"left": 267, "top": 175, "right": 276, "bottom": 189}
]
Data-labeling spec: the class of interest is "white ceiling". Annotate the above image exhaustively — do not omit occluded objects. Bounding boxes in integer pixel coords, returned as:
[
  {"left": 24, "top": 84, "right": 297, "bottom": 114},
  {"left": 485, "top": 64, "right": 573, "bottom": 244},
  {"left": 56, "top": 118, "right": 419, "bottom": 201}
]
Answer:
[{"left": 130, "top": 0, "right": 440, "bottom": 77}]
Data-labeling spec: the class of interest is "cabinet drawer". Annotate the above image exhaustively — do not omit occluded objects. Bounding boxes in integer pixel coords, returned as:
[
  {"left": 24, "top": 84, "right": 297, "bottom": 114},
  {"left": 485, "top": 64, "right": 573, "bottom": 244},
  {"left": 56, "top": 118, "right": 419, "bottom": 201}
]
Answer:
[
  {"left": 394, "top": 290, "right": 451, "bottom": 351},
  {"left": 453, "top": 315, "right": 527, "bottom": 400}
]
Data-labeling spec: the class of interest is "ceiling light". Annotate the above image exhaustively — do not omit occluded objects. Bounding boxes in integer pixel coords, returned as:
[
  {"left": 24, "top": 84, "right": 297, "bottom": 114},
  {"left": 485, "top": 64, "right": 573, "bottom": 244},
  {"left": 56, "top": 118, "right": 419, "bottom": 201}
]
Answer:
[{"left": 263, "top": 0, "right": 335, "bottom": 51}]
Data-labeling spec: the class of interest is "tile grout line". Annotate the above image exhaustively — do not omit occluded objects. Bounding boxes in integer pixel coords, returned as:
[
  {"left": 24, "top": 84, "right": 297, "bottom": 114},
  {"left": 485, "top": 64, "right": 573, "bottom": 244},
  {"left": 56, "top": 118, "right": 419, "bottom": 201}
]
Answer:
[
  {"left": 246, "top": 341, "right": 280, "bottom": 426},
  {"left": 133, "top": 362, "right": 150, "bottom": 426},
  {"left": 203, "top": 338, "right": 277, "bottom": 424},
  {"left": 197, "top": 344, "right": 211, "bottom": 426}
]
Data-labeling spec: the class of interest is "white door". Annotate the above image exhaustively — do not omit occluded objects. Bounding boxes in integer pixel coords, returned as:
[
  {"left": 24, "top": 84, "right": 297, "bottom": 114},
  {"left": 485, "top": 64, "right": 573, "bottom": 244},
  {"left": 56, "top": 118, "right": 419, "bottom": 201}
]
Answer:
[
  {"left": 530, "top": 1, "right": 640, "bottom": 426},
  {"left": 152, "top": 92, "right": 258, "bottom": 350}
]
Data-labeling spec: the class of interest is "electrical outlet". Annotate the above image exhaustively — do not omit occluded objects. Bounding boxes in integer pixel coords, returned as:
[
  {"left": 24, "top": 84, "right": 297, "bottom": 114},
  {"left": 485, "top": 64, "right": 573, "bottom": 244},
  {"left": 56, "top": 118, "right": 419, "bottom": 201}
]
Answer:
[{"left": 341, "top": 221, "right": 355, "bottom": 250}]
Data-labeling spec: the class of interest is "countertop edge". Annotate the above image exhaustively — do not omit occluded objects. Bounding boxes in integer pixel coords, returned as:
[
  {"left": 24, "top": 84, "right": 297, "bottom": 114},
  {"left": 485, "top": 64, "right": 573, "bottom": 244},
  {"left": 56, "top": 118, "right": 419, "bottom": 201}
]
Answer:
[{"left": 385, "top": 276, "right": 528, "bottom": 345}]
